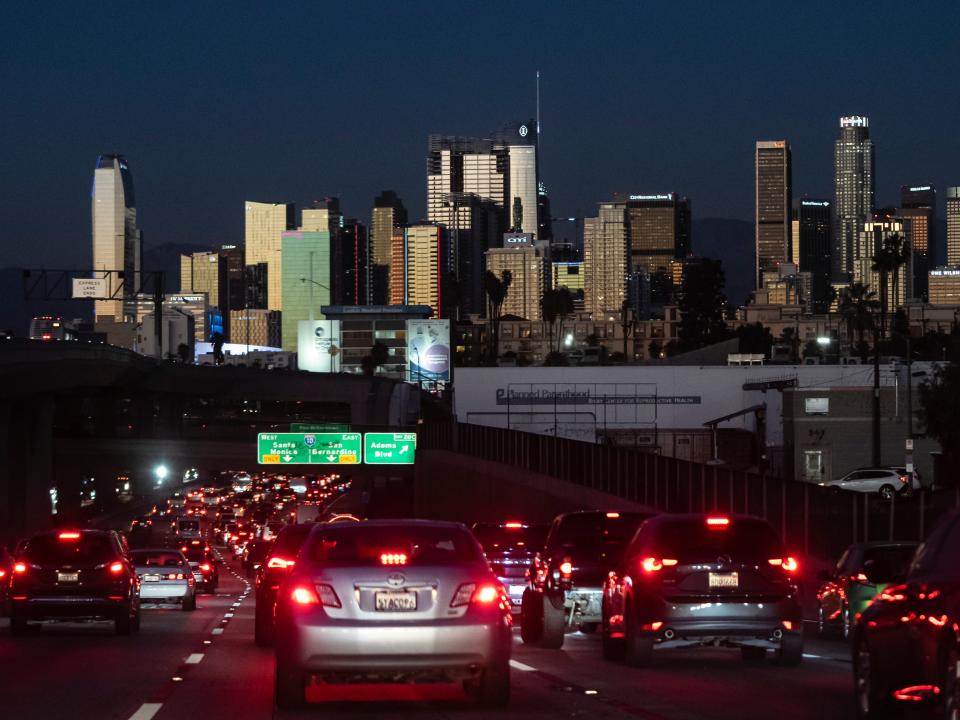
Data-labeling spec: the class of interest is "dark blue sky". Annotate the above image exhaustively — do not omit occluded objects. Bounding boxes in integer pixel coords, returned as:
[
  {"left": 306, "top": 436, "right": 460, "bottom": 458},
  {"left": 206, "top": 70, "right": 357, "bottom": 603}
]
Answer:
[{"left": 2, "top": 1, "right": 959, "bottom": 269}]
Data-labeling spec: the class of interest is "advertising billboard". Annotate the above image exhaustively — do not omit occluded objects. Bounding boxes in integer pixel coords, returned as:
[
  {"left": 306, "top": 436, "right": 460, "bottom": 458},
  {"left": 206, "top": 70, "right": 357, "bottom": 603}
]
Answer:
[
  {"left": 406, "top": 319, "right": 450, "bottom": 384},
  {"left": 297, "top": 320, "right": 341, "bottom": 373}
]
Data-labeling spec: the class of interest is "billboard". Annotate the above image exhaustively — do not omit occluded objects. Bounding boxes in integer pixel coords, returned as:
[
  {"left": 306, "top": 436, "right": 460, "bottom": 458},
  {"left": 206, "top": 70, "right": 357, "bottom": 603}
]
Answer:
[
  {"left": 72, "top": 278, "right": 109, "bottom": 299},
  {"left": 297, "top": 320, "right": 341, "bottom": 372},
  {"left": 406, "top": 319, "right": 450, "bottom": 383}
]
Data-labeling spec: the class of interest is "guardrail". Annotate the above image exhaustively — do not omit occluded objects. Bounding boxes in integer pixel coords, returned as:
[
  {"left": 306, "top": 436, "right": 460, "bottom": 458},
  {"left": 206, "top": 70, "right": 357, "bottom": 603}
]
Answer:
[{"left": 420, "top": 421, "right": 957, "bottom": 561}]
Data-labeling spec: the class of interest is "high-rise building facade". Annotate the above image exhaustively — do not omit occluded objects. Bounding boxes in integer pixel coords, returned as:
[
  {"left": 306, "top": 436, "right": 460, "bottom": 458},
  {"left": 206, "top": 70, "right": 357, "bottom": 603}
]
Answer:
[
  {"left": 552, "top": 261, "right": 585, "bottom": 310},
  {"left": 280, "top": 230, "right": 332, "bottom": 352},
  {"left": 755, "top": 141, "right": 792, "bottom": 287},
  {"left": 793, "top": 199, "right": 833, "bottom": 312},
  {"left": 900, "top": 185, "right": 936, "bottom": 300},
  {"left": 946, "top": 188, "right": 960, "bottom": 266},
  {"left": 229, "top": 308, "right": 281, "bottom": 348},
  {"left": 834, "top": 116, "right": 875, "bottom": 279},
  {"left": 370, "top": 191, "right": 407, "bottom": 305},
  {"left": 339, "top": 219, "right": 370, "bottom": 306},
  {"left": 617, "top": 193, "right": 691, "bottom": 276},
  {"left": 393, "top": 224, "right": 450, "bottom": 318},
  {"left": 244, "top": 201, "right": 295, "bottom": 311},
  {"left": 219, "top": 245, "right": 245, "bottom": 311},
  {"left": 855, "top": 220, "right": 910, "bottom": 308},
  {"left": 92, "top": 154, "right": 141, "bottom": 321},
  {"left": 583, "top": 203, "right": 627, "bottom": 318},
  {"left": 928, "top": 268, "right": 960, "bottom": 306},
  {"left": 180, "top": 251, "right": 229, "bottom": 338},
  {"left": 244, "top": 263, "right": 268, "bottom": 311},
  {"left": 485, "top": 241, "right": 544, "bottom": 321}
]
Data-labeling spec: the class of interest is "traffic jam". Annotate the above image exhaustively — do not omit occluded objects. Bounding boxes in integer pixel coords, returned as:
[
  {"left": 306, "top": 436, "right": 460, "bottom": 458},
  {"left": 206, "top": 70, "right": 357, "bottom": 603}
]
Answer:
[{"left": 4, "top": 470, "right": 960, "bottom": 719}]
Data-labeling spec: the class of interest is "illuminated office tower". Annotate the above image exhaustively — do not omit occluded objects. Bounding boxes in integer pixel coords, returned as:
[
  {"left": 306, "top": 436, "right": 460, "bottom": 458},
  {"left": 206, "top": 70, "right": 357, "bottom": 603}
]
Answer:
[
  {"left": 948, "top": 188, "right": 960, "bottom": 266},
  {"left": 218, "top": 245, "right": 245, "bottom": 311},
  {"left": 180, "top": 251, "right": 229, "bottom": 337},
  {"left": 928, "top": 268, "right": 960, "bottom": 305},
  {"left": 755, "top": 141, "right": 792, "bottom": 287},
  {"left": 92, "top": 154, "right": 141, "bottom": 321},
  {"left": 618, "top": 192, "right": 691, "bottom": 276},
  {"left": 793, "top": 199, "right": 832, "bottom": 312},
  {"left": 244, "top": 201, "right": 295, "bottom": 311},
  {"left": 899, "top": 185, "right": 936, "bottom": 300},
  {"left": 583, "top": 203, "right": 627, "bottom": 318},
  {"left": 370, "top": 191, "right": 407, "bottom": 304},
  {"left": 834, "top": 117, "right": 874, "bottom": 279},
  {"left": 485, "top": 235, "right": 543, "bottom": 320},
  {"left": 394, "top": 224, "right": 451, "bottom": 318},
  {"left": 855, "top": 220, "right": 909, "bottom": 308},
  {"left": 280, "top": 230, "right": 331, "bottom": 351}
]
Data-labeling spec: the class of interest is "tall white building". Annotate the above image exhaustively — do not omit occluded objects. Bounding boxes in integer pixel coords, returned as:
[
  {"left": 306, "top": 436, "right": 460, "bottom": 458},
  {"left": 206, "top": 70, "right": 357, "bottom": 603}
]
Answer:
[
  {"left": 834, "top": 116, "right": 874, "bottom": 279},
  {"left": 584, "top": 203, "right": 628, "bottom": 318},
  {"left": 92, "top": 154, "right": 141, "bottom": 321},
  {"left": 947, "top": 187, "right": 960, "bottom": 266}
]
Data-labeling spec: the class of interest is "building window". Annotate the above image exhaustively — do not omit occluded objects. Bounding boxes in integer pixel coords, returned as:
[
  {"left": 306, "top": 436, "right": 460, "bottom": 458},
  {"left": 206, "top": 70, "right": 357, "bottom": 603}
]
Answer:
[{"left": 804, "top": 397, "right": 829, "bottom": 415}]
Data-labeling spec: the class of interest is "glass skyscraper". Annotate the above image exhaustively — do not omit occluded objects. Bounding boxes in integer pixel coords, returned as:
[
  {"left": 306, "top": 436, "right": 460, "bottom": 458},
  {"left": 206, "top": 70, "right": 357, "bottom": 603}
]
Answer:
[
  {"left": 244, "top": 200, "right": 295, "bottom": 312},
  {"left": 793, "top": 199, "right": 833, "bottom": 313},
  {"left": 92, "top": 154, "right": 141, "bottom": 321},
  {"left": 280, "top": 230, "right": 331, "bottom": 352},
  {"left": 834, "top": 117, "right": 874, "bottom": 280},
  {"left": 755, "top": 141, "right": 792, "bottom": 288}
]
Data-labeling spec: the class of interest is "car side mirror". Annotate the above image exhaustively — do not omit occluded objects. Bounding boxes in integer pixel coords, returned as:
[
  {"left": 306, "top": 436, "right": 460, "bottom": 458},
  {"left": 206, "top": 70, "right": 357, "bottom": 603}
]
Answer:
[{"left": 816, "top": 569, "right": 832, "bottom": 582}]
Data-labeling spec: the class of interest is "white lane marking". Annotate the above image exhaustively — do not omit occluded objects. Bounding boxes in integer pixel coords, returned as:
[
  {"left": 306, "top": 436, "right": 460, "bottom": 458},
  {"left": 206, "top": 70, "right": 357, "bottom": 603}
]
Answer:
[
  {"left": 127, "top": 703, "right": 163, "bottom": 720},
  {"left": 212, "top": 628, "right": 224, "bottom": 635},
  {"left": 803, "top": 653, "right": 822, "bottom": 659},
  {"left": 509, "top": 660, "right": 537, "bottom": 672},
  {"left": 185, "top": 653, "right": 204, "bottom": 664},
  {"left": 224, "top": 613, "right": 234, "bottom": 618}
]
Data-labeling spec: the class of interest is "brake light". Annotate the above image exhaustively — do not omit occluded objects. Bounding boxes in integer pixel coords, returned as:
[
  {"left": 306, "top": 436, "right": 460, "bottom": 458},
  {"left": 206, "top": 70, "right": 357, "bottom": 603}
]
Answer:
[
  {"left": 606, "top": 512, "right": 621, "bottom": 519},
  {"left": 877, "top": 584, "right": 908, "bottom": 602},
  {"left": 316, "top": 583, "right": 341, "bottom": 608},
  {"left": 380, "top": 552, "right": 408, "bottom": 566},
  {"left": 290, "top": 586, "right": 319, "bottom": 605},
  {"left": 559, "top": 561, "right": 573, "bottom": 575},
  {"left": 58, "top": 531, "right": 81, "bottom": 541},
  {"left": 200, "top": 563, "right": 212, "bottom": 572},
  {"left": 474, "top": 584, "right": 499, "bottom": 603},
  {"left": 768, "top": 557, "right": 799, "bottom": 573},
  {"left": 706, "top": 517, "right": 730, "bottom": 528},
  {"left": 782, "top": 620, "right": 794, "bottom": 631},
  {"left": 450, "top": 582, "right": 502, "bottom": 607},
  {"left": 267, "top": 557, "right": 295, "bottom": 569},
  {"left": 504, "top": 522, "right": 524, "bottom": 528},
  {"left": 108, "top": 562, "right": 124, "bottom": 574},
  {"left": 899, "top": 474, "right": 909, "bottom": 485},
  {"left": 167, "top": 573, "right": 184, "bottom": 580},
  {"left": 14, "top": 562, "right": 27, "bottom": 574},
  {"left": 0, "top": 569, "right": 5, "bottom": 579},
  {"left": 642, "top": 557, "right": 663, "bottom": 572}
]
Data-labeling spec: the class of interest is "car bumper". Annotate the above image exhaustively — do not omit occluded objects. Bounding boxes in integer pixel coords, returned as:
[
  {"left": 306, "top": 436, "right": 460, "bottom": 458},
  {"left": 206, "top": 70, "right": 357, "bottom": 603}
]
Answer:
[
  {"left": 645, "top": 596, "right": 802, "bottom": 640},
  {"left": 11, "top": 595, "right": 130, "bottom": 619},
  {"left": 140, "top": 581, "right": 191, "bottom": 600}
]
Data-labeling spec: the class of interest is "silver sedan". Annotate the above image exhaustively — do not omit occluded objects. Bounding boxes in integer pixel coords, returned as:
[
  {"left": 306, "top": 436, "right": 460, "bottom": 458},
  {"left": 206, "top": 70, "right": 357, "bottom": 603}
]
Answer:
[
  {"left": 130, "top": 549, "right": 196, "bottom": 610},
  {"left": 273, "top": 520, "right": 513, "bottom": 709}
]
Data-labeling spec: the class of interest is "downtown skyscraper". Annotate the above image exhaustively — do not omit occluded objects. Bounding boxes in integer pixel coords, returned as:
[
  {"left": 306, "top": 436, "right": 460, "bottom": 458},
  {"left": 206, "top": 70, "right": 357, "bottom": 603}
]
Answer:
[
  {"left": 834, "top": 116, "right": 875, "bottom": 279},
  {"left": 948, "top": 187, "right": 960, "bottom": 266},
  {"left": 370, "top": 191, "right": 407, "bottom": 305},
  {"left": 92, "top": 154, "right": 141, "bottom": 321},
  {"left": 755, "top": 140, "right": 792, "bottom": 288},
  {"left": 244, "top": 200, "right": 295, "bottom": 311}
]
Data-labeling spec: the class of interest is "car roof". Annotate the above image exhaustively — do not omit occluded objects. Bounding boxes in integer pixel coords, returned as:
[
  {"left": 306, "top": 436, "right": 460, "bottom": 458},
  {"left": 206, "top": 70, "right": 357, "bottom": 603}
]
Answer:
[
  {"left": 316, "top": 519, "right": 467, "bottom": 530},
  {"left": 130, "top": 547, "right": 187, "bottom": 555}
]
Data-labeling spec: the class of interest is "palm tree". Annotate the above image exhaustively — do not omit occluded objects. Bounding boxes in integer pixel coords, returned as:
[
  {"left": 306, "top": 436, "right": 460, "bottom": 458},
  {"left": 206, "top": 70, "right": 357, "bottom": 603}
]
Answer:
[
  {"left": 484, "top": 270, "right": 512, "bottom": 363},
  {"left": 839, "top": 283, "right": 879, "bottom": 362},
  {"left": 541, "top": 288, "right": 575, "bottom": 352},
  {"left": 887, "top": 234, "right": 910, "bottom": 317},
  {"left": 871, "top": 233, "right": 910, "bottom": 340}
]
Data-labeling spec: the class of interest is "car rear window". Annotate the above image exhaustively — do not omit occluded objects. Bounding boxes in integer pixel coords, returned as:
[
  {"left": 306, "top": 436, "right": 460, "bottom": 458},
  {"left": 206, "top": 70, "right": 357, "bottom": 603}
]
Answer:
[
  {"left": 860, "top": 545, "right": 916, "bottom": 584},
  {"left": 550, "top": 513, "right": 652, "bottom": 554},
  {"left": 131, "top": 551, "right": 185, "bottom": 567},
  {"left": 183, "top": 546, "right": 209, "bottom": 562},
  {"left": 472, "top": 524, "right": 548, "bottom": 553},
  {"left": 24, "top": 534, "right": 117, "bottom": 564},
  {"left": 307, "top": 524, "right": 482, "bottom": 566},
  {"left": 650, "top": 518, "right": 783, "bottom": 562},
  {"left": 271, "top": 526, "right": 312, "bottom": 557},
  {"left": 178, "top": 520, "right": 200, "bottom": 531}
]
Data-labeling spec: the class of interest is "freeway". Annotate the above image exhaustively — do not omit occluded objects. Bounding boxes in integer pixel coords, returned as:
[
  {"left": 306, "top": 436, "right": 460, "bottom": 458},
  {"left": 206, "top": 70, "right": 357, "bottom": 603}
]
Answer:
[{"left": 3, "top": 553, "right": 858, "bottom": 720}]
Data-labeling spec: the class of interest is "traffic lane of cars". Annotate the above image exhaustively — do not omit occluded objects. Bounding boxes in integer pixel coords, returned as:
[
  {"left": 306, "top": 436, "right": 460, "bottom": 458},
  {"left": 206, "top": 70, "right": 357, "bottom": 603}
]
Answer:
[{"left": 0, "top": 557, "right": 247, "bottom": 720}]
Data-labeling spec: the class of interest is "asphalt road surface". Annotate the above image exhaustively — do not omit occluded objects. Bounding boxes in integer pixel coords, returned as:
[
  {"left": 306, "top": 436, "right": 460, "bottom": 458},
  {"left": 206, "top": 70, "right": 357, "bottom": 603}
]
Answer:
[{"left": 2, "top": 547, "right": 873, "bottom": 720}]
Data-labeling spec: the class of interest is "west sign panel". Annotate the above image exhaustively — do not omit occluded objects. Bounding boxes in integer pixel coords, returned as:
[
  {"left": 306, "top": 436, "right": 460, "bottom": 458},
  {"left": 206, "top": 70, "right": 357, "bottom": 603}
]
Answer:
[{"left": 258, "top": 433, "right": 361, "bottom": 465}]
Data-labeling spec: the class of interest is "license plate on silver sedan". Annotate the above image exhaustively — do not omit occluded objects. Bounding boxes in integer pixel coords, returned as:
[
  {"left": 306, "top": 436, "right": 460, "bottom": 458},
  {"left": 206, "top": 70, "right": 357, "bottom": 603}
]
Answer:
[
  {"left": 708, "top": 572, "right": 739, "bottom": 588},
  {"left": 142, "top": 574, "right": 160, "bottom": 582},
  {"left": 57, "top": 572, "right": 79, "bottom": 583},
  {"left": 375, "top": 591, "right": 417, "bottom": 612}
]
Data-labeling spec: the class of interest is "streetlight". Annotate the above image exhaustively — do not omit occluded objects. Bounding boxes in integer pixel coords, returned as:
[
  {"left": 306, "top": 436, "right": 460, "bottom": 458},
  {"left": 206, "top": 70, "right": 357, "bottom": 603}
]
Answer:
[{"left": 154, "top": 464, "right": 169, "bottom": 486}]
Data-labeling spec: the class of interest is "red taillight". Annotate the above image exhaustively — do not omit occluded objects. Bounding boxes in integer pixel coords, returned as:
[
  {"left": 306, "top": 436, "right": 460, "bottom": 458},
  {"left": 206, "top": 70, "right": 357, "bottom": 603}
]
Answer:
[
  {"left": 853, "top": 572, "right": 869, "bottom": 583},
  {"left": 642, "top": 557, "right": 677, "bottom": 572},
  {"left": 109, "top": 562, "right": 124, "bottom": 574},
  {"left": 14, "top": 562, "right": 27, "bottom": 574},
  {"left": 768, "top": 557, "right": 799, "bottom": 573},
  {"left": 290, "top": 586, "right": 319, "bottom": 605},
  {"left": 380, "top": 552, "right": 408, "bottom": 566},
  {"left": 706, "top": 517, "right": 730, "bottom": 528},
  {"left": 605, "top": 512, "right": 621, "bottom": 519},
  {"left": 474, "top": 584, "right": 499, "bottom": 603},
  {"left": 167, "top": 573, "right": 184, "bottom": 580},
  {"left": 58, "top": 531, "right": 81, "bottom": 541},
  {"left": 877, "top": 585, "right": 909, "bottom": 602},
  {"left": 200, "top": 563, "right": 212, "bottom": 572},
  {"left": 504, "top": 522, "right": 524, "bottom": 528},
  {"left": 450, "top": 582, "right": 501, "bottom": 607},
  {"left": 559, "top": 561, "right": 573, "bottom": 575},
  {"left": 267, "top": 557, "right": 295, "bottom": 570},
  {"left": 0, "top": 569, "right": 5, "bottom": 579}
]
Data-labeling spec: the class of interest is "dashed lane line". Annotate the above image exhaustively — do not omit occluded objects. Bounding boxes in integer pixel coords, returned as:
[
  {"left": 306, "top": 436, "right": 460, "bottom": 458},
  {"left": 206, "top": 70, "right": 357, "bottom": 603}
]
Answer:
[
  {"left": 127, "top": 703, "right": 163, "bottom": 720},
  {"left": 185, "top": 653, "right": 204, "bottom": 665},
  {"left": 509, "top": 660, "right": 537, "bottom": 672}
]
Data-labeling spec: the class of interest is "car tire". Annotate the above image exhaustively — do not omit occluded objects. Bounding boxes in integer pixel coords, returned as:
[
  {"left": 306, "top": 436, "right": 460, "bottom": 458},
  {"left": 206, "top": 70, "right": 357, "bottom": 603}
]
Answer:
[
  {"left": 602, "top": 626, "right": 625, "bottom": 661},
  {"left": 775, "top": 632, "right": 803, "bottom": 667},
  {"left": 182, "top": 594, "right": 196, "bottom": 611},
  {"left": 115, "top": 609, "right": 133, "bottom": 636},
  {"left": 540, "top": 591, "right": 566, "bottom": 649},
  {"left": 274, "top": 659, "right": 306, "bottom": 710},
  {"left": 854, "top": 638, "right": 890, "bottom": 719},
  {"left": 623, "top": 608, "right": 654, "bottom": 667},
  {"left": 519, "top": 589, "right": 543, "bottom": 645},
  {"left": 741, "top": 646, "right": 767, "bottom": 662},
  {"left": 472, "top": 659, "right": 510, "bottom": 708},
  {"left": 878, "top": 485, "right": 895, "bottom": 502},
  {"left": 579, "top": 622, "right": 598, "bottom": 634},
  {"left": 10, "top": 613, "right": 29, "bottom": 636}
]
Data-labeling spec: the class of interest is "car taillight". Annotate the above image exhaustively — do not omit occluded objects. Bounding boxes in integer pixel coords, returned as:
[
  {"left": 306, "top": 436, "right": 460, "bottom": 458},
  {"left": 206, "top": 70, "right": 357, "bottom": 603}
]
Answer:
[
  {"left": 380, "top": 552, "right": 408, "bottom": 566},
  {"left": 109, "top": 562, "right": 124, "bottom": 574},
  {"left": 167, "top": 573, "right": 184, "bottom": 580},
  {"left": 504, "top": 522, "right": 524, "bottom": 528},
  {"left": 852, "top": 572, "right": 869, "bottom": 583},
  {"left": 315, "top": 583, "right": 341, "bottom": 608},
  {"left": 641, "top": 557, "right": 677, "bottom": 572},
  {"left": 876, "top": 584, "right": 909, "bottom": 602},
  {"left": 290, "top": 586, "right": 319, "bottom": 605},
  {"left": 200, "top": 563, "right": 212, "bottom": 572},
  {"left": 450, "top": 582, "right": 501, "bottom": 607},
  {"left": 899, "top": 474, "right": 909, "bottom": 485},
  {"left": 14, "top": 562, "right": 27, "bottom": 574},
  {"left": 559, "top": 560, "right": 573, "bottom": 576},
  {"left": 605, "top": 512, "right": 620, "bottom": 519},
  {"left": 706, "top": 517, "right": 730, "bottom": 529},
  {"left": 768, "top": 557, "right": 799, "bottom": 573},
  {"left": 267, "top": 557, "right": 295, "bottom": 570},
  {"left": 58, "top": 531, "right": 81, "bottom": 541}
]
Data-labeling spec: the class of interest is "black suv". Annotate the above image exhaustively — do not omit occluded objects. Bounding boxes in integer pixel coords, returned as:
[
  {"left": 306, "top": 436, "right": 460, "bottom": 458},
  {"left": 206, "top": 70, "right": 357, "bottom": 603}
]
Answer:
[
  {"left": 602, "top": 514, "right": 803, "bottom": 666},
  {"left": 254, "top": 523, "right": 312, "bottom": 646},
  {"left": 521, "top": 510, "right": 654, "bottom": 648},
  {"left": 9, "top": 529, "right": 141, "bottom": 635},
  {"left": 472, "top": 521, "right": 548, "bottom": 615}
]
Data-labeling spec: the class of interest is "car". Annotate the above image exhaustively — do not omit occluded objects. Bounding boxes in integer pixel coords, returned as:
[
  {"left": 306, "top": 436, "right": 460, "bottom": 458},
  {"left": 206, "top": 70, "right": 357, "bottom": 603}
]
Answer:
[
  {"left": 471, "top": 521, "right": 548, "bottom": 615},
  {"left": 820, "top": 467, "right": 912, "bottom": 501},
  {"left": 852, "top": 509, "right": 960, "bottom": 717},
  {"left": 181, "top": 541, "right": 219, "bottom": 593},
  {"left": 885, "top": 465, "right": 923, "bottom": 492},
  {"left": 816, "top": 541, "right": 919, "bottom": 640},
  {"left": 272, "top": 519, "right": 512, "bottom": 710},
  {"left": 243, "top": 539, "right": 273, "bottom": 578},
  {"left": 520, "top": 510, "right": 654, "bottom": 648},
  {"left": 130, "top": 548, "right": 197, "bottom": 610},
  {"left": 601, "top": 514, "right": 803, "bottom": 666},
  {"left": 9, "top": 529, "right": 141, "bottom": 635},
  {"left": 254, "top": 523, "right": 313, "bottom": 646},
  {"left": 0, "top": 546, "right": 14, "bottom": 615},
  {"left": 175, "top": 517, "right": 202, "bottom": 540}
]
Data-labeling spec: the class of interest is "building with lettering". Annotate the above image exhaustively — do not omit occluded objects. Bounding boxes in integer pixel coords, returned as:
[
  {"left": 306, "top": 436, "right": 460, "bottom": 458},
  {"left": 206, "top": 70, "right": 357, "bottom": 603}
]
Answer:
[{"left": 834, "top": 117, "right": 874, "bottom": 280}]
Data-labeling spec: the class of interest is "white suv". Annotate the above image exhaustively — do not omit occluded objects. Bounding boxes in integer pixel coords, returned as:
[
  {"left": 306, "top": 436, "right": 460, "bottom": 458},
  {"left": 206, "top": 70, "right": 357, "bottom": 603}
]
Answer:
[{"left": 820, "top": 468, "right": 910, "bottom": 501}]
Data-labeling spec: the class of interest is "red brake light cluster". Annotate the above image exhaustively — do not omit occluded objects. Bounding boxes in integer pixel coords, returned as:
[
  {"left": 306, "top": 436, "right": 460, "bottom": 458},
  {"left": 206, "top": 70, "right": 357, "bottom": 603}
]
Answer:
[
  {"left": 504, "top": 522, "right": 524, "bottom": 528},
  {"left": 267, "top": 557, "right": 295, "bottom": 570},
  {"left": 108, "top": 562, "right": 124, "bottom": 574},
  {"left": 450, "top": 582, "right": 502, "bottom": 607},
  {"left": 706, "top": 517, "right": 730, "bottom": 528},
  {"left": 58, "top": 531, "right": 81, "bottom": 541},
  {"left": 13, "top": 562, "right": 27, "bottom": 574},
  {"left": 559, "top": 560, "right": 573, "bottom": 576},
  {"left": 380, "top": 552, "right": 408, "bottom": 566},
  {"left": 768, "top": 557, "right": 799, "bottom": 573},
  {"left": 606, "top": 512, "right": 621, "bottom": 519},
  {"left": 641, "top": 557, "right": 678, "bottom": 572},
  {"left": 290, "top": 583, "right": 340, "bottom": 608}
]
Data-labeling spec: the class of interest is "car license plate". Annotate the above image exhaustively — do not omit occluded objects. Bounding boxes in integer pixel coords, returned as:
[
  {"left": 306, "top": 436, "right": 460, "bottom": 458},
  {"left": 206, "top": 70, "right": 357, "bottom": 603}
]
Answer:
[
  {"left": 57, "top": 571, "right": 79, "bottom": 583},
  {"left": 375, "top": 591, "right": 417, "bottom": 612},
  {"left": 708, "top": 572, "right": 739, "bottom": 589},
  {"left": 509, "top": 584, "right": 526, "bottom": 596},
  {"left": 143, "top": 574, "right": 160, "bottom": 582}
]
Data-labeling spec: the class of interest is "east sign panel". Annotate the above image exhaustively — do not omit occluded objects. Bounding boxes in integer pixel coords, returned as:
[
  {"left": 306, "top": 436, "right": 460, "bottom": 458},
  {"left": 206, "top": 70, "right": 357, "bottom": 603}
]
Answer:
[{"left": 257, "top": 432, "right": 417, "bottom": 465}]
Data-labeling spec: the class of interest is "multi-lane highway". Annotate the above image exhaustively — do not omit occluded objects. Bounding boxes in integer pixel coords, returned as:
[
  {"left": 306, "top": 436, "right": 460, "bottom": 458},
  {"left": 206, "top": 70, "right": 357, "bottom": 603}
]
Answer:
[{"left": 3, "top": 549, "right": 858, "bottom": 720}]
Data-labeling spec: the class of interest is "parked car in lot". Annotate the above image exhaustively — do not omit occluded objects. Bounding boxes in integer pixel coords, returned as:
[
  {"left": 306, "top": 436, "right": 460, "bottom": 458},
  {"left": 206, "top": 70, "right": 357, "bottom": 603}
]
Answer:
[
  {"left": 601, "top": 514, "right": 803, "bottom": 666},
  {"left": 853, "top": 509, "right": 960, "bottom": 718},
  {"left": 130, "top": 548, "right": 196, "bottom": 610},
  {"left": 273, "top": 519, "right": 512, "bottom": 710},
  {"left": 9, "top": 529, "right": 141, "bottom": 635},
  {"left": 819, "top": 467, "right": 912, "bottom": 501},
  {"left": 520, "top": 510, "right": 654, "bottom": 648},
  {"left": 471, "top": 521, "right": 548, "bottom": 615},
  {"left": 816, "top": 541, "right": 919, "bottom": 640}
]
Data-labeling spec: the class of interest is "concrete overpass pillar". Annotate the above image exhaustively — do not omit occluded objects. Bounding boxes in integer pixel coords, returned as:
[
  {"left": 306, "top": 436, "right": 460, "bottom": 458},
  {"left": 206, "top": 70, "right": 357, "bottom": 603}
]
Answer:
[{"left": 0, "top": 395, "right": 55, "bottom": 545}]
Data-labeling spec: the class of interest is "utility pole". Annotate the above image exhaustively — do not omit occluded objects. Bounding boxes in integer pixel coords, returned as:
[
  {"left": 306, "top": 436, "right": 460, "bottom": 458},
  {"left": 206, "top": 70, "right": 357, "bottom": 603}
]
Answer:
[
  {"left": 872, "top": 326, "right": 881, "bottom": 467},
  {"left": 905, "top": 334, "right": 914, "bottom": 479}
]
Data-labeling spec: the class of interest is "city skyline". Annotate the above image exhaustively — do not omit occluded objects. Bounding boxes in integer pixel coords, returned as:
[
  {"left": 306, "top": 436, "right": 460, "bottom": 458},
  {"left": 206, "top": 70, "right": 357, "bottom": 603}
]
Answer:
[{"left": 3, "top": 2, "right": 959, "bottom": 270}]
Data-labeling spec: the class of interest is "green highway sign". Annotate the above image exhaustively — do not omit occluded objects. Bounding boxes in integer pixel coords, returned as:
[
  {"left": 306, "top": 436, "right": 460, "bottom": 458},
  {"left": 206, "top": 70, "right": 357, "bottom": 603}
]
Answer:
[
  {"left": 364, "top": 432, "right": 417, "bottom": 465},
  {"left": 290, "top": 422, "right": 350, "bottom": 433},
  {"left": 258, "top": 432, "right": 361, "bottom": 465}
]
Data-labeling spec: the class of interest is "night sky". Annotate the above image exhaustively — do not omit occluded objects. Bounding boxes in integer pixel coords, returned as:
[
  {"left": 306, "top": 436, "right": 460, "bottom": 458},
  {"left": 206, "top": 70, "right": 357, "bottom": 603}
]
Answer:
[{"left": 2, "top": 1, "right": 959, "bottom": 269}]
